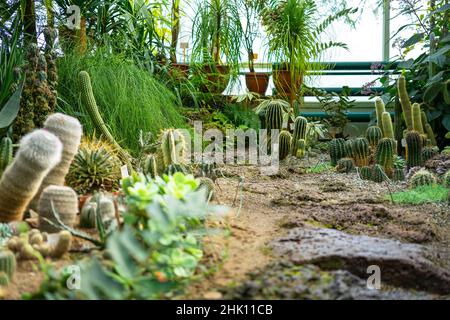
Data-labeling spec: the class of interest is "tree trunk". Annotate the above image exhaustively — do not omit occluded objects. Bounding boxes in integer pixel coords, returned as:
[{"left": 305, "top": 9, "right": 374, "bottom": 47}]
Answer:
[
  {"left": 170, "top": 0, "right": 180, "bottom": 63},
  {"left": 24, "top": 0, "right": 37, "bottom": 46},
  {"left": 78, "top": 16, "right": 87, "bottom": 54}
]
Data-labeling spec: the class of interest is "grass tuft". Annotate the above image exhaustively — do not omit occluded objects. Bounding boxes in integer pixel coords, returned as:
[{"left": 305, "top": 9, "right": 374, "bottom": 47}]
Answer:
[{"left": 388, "top": 184, "right": 449, "bottom": 204}]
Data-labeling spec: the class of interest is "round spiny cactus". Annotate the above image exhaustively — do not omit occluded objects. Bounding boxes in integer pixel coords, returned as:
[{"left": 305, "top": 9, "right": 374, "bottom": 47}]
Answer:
[
  {"left": 366, "top": 126, "right": 382, "bottom": 149},
  {"left": 344, "top": 139, "right": 355, "bottom": 158},
  {"left": 291, "top": 116, "right": 307, "bottom": 156},
  {"left": 329, "top": 138, "right": 346, "bottom": 166},
  {"left": 80, "top": 202, "right": 97, "bottom": 229},
  {"left": 296, "top": 139, "right": 306, "bottom": 158},
  {"left": 265, "top": 101, "right": 284, "bottom": 131},
  {"left": 354, "top": 137, "right": 370, "bottom": 167},
  {"left": 405, "top": 130, "right": 423, "bottom": 169},
  {"left": 392, "top": 168, "right": 405, "bottom": 182},
  {"left": 359, "top": 166, "right": 372, "bottom": 180},
  {"left": 336, "top": 158, "right": 355, "bottom": 173},
  {"left": 372, "top": 164, "right": 388, "bottom": 183},
  {"left": 375, "top": 138, "right": 395, "bottom": 176},
  {"left": 279, "top": 131, "right": 292, "bottom": 160},
  {"left": 409, "top": 169, "right": 436, "bottom": 188}
]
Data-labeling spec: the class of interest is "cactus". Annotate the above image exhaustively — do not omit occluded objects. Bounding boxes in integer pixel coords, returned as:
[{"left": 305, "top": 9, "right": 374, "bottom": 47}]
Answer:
[
  {"left": 51, "top": 231, "right": 72, "bottom": 259},
  {"left": 38, "top": 186, "right": 78, "bottom": 233},
  {"left": 422, "top": 146, "right": 438, "bottom": 162},
  {"left": 197, "top": 177, "right": 215, "bottom": 200},
  {"left": 353, "top": 138, "right": 370, "bottom": 167},
  {"left": 158, "top": 129, "right": 187, "bottom": 169},
  {"left": 165, "top": 163, "right": 187, "bottom": 176},
  {"left": 412, "top": 103, "right": 424, "bottom": 134},
  {"left": 336, "top": 158, "right": 355, "bottom": 173},
  {"left": 291, "top": 116, "right": 307, "bottom": 156},
  {"left": 359, "top": 166, "right": 372, "bottom": 180},
  {"left": 409, "top": 169, "right": 436, "bottom": 188},
  {"left": 381, "top": 112, "right": 395, "bottom": 140},
  {"left": 344, "top": 139, "right": 355, "bottom": 158},
  {"left": 372, "top": 164, "right": 388, "bottom": 183},
  {"left": 198, "top": 162, "right": 218, "bottom": 182},
  {"left": 78, "top": 71, "right": 131, "bottom": 167},
  {"left": 0, "top": 130, "right": 62, "bottom": 223},
  {"left": 296, "top": 139, "right": 306, "bottom": 158},
  {"left": 0, "top": 137, "right": 13, "bottom": 177},
  {"left": 98, "top": 197, "right": 116, "bottom": 224},
  {"left": 265, "top": 102, "right": 283, "bottom": 131},
  {"left": 29, "top": 113, "right": 83, "bottom": 211},
  {"left": 442, "top": 170, "right": 450, "bottom": 188},
  {"left": 0, "top": 271, "right": 9, "bottom": 287},
  {"left": 375, "top": 98, "right": 386, "bottom": 135},
  {"left": 392, "top": 168, "right": 405, "bottom": 181},
  {"left": 405, "top": 131, "right": 423, "bottom": 169},
  {"left": 329, "top": 138, "right": 346, "bottom": 166},
  {"left": 142, "top": 154, "right": 158, "bottom": 178},
  {"left": 80, "top": 202, "right": 97, "bottom": 228},
  {"left": 366, "top": 126, "right": 382, "bottom": 150},
  {"left": 0, "top": 250, "right": 16, "bottom": 280},
  {"left": 398, "top": 75, "right": 413, "bottom": 131},
  {"left": 279, "top": 131, "right": 292, "bottom": 160},
  {"left": 424, "top": 123, "right": 437, "bottom": 146},
  {"left": 375, "top": 138, "right": 395, "bottom": 176}
]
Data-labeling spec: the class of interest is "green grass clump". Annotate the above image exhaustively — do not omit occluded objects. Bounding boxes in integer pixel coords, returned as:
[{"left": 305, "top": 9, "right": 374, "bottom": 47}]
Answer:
[
  {"left": 57, "top": 50, "right": 185, "bottom": 155},
  {"left": 306, "top": 162, "right": 334, "bottom": 174},
  {"left": 389, "top": 185, "right": 449, "bottom": 204}
]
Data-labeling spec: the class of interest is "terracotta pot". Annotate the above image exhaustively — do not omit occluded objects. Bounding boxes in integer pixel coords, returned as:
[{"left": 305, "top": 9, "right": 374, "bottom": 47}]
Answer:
[
  {"left": 170, "top": 63, "right": 190, "bottom": 79},
  {"left": 200, "top": 64, "right": 231, "bottom": 94},
  {"left": 245, "top": 72, "right": 270, "bottom": 96},
  {"left": 78, "top": 194, "right": 91, "bottom": 212},
  {"left": 273, "top": 69, "right": 302, "bottom": 96}
]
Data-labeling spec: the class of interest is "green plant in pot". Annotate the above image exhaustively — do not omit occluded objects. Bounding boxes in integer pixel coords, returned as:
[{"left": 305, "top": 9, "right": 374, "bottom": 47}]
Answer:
[
  {"left": 261, "top": 0, "right": 356, "bottom": 108},
  {"left": 239, "top": 0, "right": 270, "bottom": 96},
  {"left": 191, "top": 0, "right": 242, "bottom": 94}
]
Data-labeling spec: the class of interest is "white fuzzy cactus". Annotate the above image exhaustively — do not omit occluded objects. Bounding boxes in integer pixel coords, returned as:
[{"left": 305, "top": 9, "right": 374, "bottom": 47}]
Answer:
[{"left": 0, "top": 130, "right": 62, "bottom": 222}]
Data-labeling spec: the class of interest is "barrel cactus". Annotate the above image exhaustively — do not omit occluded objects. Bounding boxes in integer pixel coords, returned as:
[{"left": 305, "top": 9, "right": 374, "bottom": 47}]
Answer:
[
  {"left": 279, "top": 131, "right": 292, "bottom": 160},
  {"left": 375, "top": 138, "right": 395, "bottom": 176},
  {"left": 336, "top": 158, "right": 355, "bottom": 173},
  {"left": 0, "top": 250, "right": 16, "bottom": 280},
  {"left": 344, "top": 139, "right": 355, "bottom": 158},
  {"left": 409, "top": 169, "right": 436, "bottom": 188},
  {"left": 265, "top": 102, "right": 284, "bottom": 131},
  {"left": 398, "top": 75, "right": 413, "bottom": 131},
  {"left": 359, "top": 166, "right": 372, "bottom": 180},
  {"left": 422, "top": 146, "right": 438, "bottom": 162},
  {"left": 296, "top": 139, "right": 307, "bottom": 158},
  {"left": 0, "top": 130, "right": 62, "bottom": 223},
  {"left": 372, "top": 164, "right": 388, "bottom": 183},
  {"left": 329, "top": 138, "right": 346, "bottom": 166},
  {"left": 354, "top": 138, "right": 370, "bottom": 167},
  {"left": 291, "top": 116, "right": 307, "bottom": 156},
  {"left": 0, "top": 137, "right": 13, "bottom": 177},
  {"left": 80, "top": 202, "right": 97, "bottom": 228},
  {"left": 366, "top": 126, "right": 382, "bottom": 150},
  {"left": 392, "top": 168, "right": 405, "bottom": 182},
  {"left": 405, "top": 131, "right": 423, "bottom": 169}
]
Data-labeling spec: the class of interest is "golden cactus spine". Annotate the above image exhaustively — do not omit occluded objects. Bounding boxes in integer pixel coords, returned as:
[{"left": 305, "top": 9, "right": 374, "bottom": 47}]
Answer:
[
  {"left": 381, "top": 112, "right": 395, "bottom": 140},
  {"left": 412, "top": 103, "right": 424, "bottom": 134}
]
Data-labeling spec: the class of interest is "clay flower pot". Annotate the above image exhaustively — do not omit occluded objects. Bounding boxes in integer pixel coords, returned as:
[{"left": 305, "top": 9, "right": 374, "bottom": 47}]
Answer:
[{"left": 245, "top": 72, "right": 271, "bottom": 96}]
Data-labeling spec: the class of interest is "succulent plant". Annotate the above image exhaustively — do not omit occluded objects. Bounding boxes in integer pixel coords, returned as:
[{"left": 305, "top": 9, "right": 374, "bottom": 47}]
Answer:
[
  {"left": 398, "top": 75, "right": 413, "bottom": 131},
  {"left": 157, "top": 128, "right": 187, "bottom": 169},
  {"left": 366, "top": 126, "right": 382, "bottom": 150},
  {"left": 392, "top": 168, "right": 405, "bottom": 182},
  {"left": 141, "top": 154, "right": 158, "bottom": 179},
  {"left": 372, "top": 164, "right": 388, "bottom": 183},
  {"left": 442, "top": 170, "right": 450, "bottom": 188},
  {"left": 265, "top": 102, "right": 284, "bottom": 131},
  {"left": 0, "top": 223, "right": 13, "bottom": 246},
  {"left": 0, "top": 137, "right": 13, "bottom": 177},
  {"left": 0, "top": 250, "right": 16, "bottom": 280},
  {"left": 80, "top": 202, "right": 97, "bottom": 229},
  {"left": 412, "top": 103, "right": 424, "bottom": 134},
  {"left": 296, "top": 139, "right": 307, "bottom": 158},
  {"left": 165, "top": 163, "right": 188, "bottom": 176},
  {"left": 0, "top": 130, "right": 62, "bottom": 223},
  {"left": 197, "top": 177, "right": 215, "bottom": 200},
  {"left": 409, "top": 169, "right": 436, "bottom": 188},
  {"left": 66, "top": 138, "right": 121, "bottom": 195},
  {"left": 354, "top": 138, "right": 370, "bottom": 167},
  {"left": 38, "top": 186, "right": 79, "bottom": 233},
  {"left": 381, "top": 112, "right": 395, "bottom": 140},
  {"left": 359, "top": 166, "right": 372, "bottom": 180},
  {"left": 291, "top": 116, "right": 307, "bottom": 156},
  {"left": 279, "top": 131, "right": 292, "bottom": 160},
  {"left": 405, "top": 131, "right": 423, "bottom": 169},
  {"left": 329, "top": 138, "right": 346, "bottom": 166},
  {"left": 375, "top": 98, "right": 386, "bottom": 135},
  {"left": 424, "top": 123, "right": 437, "bottom": 146},
  {"left": 0, "top": 271, "right": 9, "bottom": 287},
  {"left": 344, "top": 139, "right": 355, "bottom": 158},
  {"left": 375, "top": 138, "right": 395, "bottom": 176},
  {"left": 393, "top": 155, "right": 405, "bottom": 169},
  {"left": 336, "top": 158, "right": 355, "bottom": 173},
  {"left": 422, "top": 146, "right": 439, "bottom": 162}
]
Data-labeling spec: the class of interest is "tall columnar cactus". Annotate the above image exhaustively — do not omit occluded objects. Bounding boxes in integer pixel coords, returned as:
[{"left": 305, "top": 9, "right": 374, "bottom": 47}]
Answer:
[
  {"left": 142, "top": 154, "right": 158, "bottom": 178},
  {"left": 405, "top": 131, "right": 423, "bottom": 169},
  {"left": 158, "top": 128, "right": 187, "bottom": 168},
  {"left": 354, "top": 138, "right": 370, "bottom": 167},
  {"left": 424, "top": 123, "right": 437, "bottom": 146},
  {"left": 409, "top": 169, "right": 436, "bottom": 188},
  {"left": 279, "top": 131, "right": 292, "bottom": 160},
  {"left": 372, "top": 164, "right": 388, "bottom": 183},
  {"left": 422, "top": 146, "right": 438, "bottom": 162},
  {"left": 329, "top": 138, "right": 346, "bottom": 166},
  {"left": 359, "top": 166, "right": 372, "bottom": 180},
  {"left": 398, "top": 75, "right": 413, "bottom": 131},
  {"left": 78, "top": 71, "right": 130, "bottom": 166},
  {"left": 0, "top": 137, "right": 13, "bottom": 177},
  {"left": 412, "top": 103, "right": 424, "bottom": 134},
  {"left": 0, "top": 130, "right": 62, "bottom": 223},
  {"left": 336, "top": 158, "right": 355, "bottom": 173},
  {"left": 30, "top": 113, "right": 83, "bottom": 210},
  {"left": 344, "top": 139, "right": 355, "bottom": 158},
  {"left": 0, "top": 250, "right": 16, "bottom": 280},
  {"left": 366, "top": 126, "right": 382, "bottom": 150},
  {"left": 381, "top": 112, "right": 395, "bottom": 140},
  {"left": 376, "top": 138, "right": 395, "bottom": 177},
  {"left": 265, "top": 103, "right": 283, "bottom": 131},
  {"left": 38, "top": 186, "right": 79, "bottom": 233},
  {"left": 291, "top": 116, "right": 307, "bottom": 156},
  {"left": 375, "top": 98, "right": 386, "bottom": 135}
]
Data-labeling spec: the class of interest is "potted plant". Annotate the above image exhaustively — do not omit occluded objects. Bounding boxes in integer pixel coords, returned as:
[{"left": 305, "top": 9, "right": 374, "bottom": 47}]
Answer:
[
  {"left": 191, "top": 0, "right": 242, "bottom": 94},
  {"left": 261, "top": 0, "right": 356, "bottom": 108},
  {"left": 239, "top": 0, "right": 270, "bottom": 96}
]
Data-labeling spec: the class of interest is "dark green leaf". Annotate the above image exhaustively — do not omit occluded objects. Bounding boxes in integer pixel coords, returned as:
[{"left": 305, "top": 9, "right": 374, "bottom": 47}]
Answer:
[
  {"left": 0, "top": 82, "right": 23, "bottom": 129},
  {"left": 424, "top": 81, "right": 444, "bottom": 103},
  {"left": 402, "top": 33, "right": 424, "bottom": 48}
]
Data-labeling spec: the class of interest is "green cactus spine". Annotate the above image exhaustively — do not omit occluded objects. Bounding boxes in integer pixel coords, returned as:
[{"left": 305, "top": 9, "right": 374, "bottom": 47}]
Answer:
[
  {"left": 372, "top": 164, "right": 388, "bottom": 183},
  {"left": 381, "top": 112, "right": 395, "bottom": 140},
  {"left": 78, "top": 71, "right": 131, "bottom": 167},
  {"left": 409, "top": 169, "right": 436, "bottom": 188},
  {"left": 375, "top": 138, "right": 395, "bottom": 177},
  {"left": 392, "top": 168, "right": 405, "bottom": 181},
  {"left": 278, "top": 131, "right": 292, "bottom": 160},
  {"left": 366, "top": 126, "right": 382, "bottom": 149},
  {"left": 336, "top": 158, "right": 355, "bottom": 173},
  {"left": 353, "top": 138, "right": 370, "bottom": 167},
  {"left": 422, "top": 146, "right": 438, "bottom": 162},
  {"left": 329, "top": 138, "right": 346, "bottom": 166},
  {"left": 142, "top": 154, "right": 158, "bottom": 178},
  {"left": 38, "top": 186, "right": 79, "bottom": 233},
  {"left": 0, "top": 130, "right": 63, "bottom": 223},
  {"left": 0, "top": 137, "right": 13, "bottom": 177},
  {"left": 398, "top": 75, "right": 413, "bottom": 131},
  {"left": 291, "top": 116, "right": 307, "bottom": 156},
  {"left": 412, "top": 103, "right": 424, "bottom": 134},
  {"left": 0, "top": 250, "right": 16, "bottom": 280},
  {"left": 375, "top": 98, "right": 386, "bottom": 135},
  {"left": 405, "top": 131, "right": 423, "bottom": 169},
  {"left": 359, "top": 166, "right": 372, "bottom": 180}
]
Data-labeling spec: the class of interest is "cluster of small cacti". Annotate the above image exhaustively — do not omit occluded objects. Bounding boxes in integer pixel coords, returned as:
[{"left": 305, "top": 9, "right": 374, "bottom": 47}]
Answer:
[
  {"left": 336, "top": 158, "right": 355, "bottom": 173},
  {"left": 38, "top": 186, "right": 79, "bottom": 233},
  {"left": 279, "top": 131, "right": 292, "bottom": 160},
  {"left": 66, "top": 138, "right": 121, "bottom": 195},
  {"left": 372, "top": 164, "right": 388, "bottom": 183},
  {"left": 0, "top": 137, "right": 13, "bottom": 177},
  {"left": 408, "top": 169, "right": 436, "bottom": 188},
  {"left": 329, "top": 138, "right": 346, "bottom": 166},
  {"left": 198, "top": 161, "right": 218, "bottom": 182},
  {"left": 291, "top": 116, "right": 307, "bottom": 157},
  {"left": 0, "top": 250, "right": 16, "bottom": 285},
  {"left": 0, "top": 130, "right": 63, "bottom": 222},
  {"left": 6, "top": 229, "right": 72, "bottom": 260}
]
